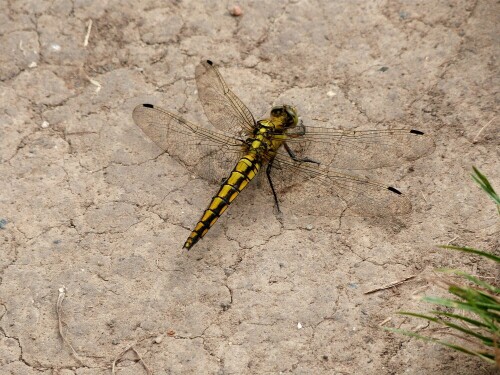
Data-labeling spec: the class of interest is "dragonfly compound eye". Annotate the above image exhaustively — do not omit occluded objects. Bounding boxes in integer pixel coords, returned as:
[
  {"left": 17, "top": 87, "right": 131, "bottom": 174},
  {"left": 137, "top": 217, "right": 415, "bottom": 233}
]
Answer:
[
  {"left": 284, "top": 106, "right": 299, "bottom": 127},
  {"left": 271, "top": 107, "right": 284, "bottom": 117}
]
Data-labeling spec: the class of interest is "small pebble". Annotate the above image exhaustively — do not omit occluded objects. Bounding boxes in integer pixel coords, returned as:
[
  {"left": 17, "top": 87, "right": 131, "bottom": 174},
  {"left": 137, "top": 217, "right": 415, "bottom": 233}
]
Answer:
[
  {"left": 399, "top": 11, "right": 409, "bottom": 20},
  {"left": 229, "top": 5, "right": 243, "bottom": 16},
  {"left": 306, "top": 224, "right": 313, "bottom": 231},
  {"left": 297, "top": 322, "right": 302, "bottom": 329},
  {"left": 41, "top": 121, "right": 49, "bottom": 128},
  {"left": 50, "top": 43, "right": 61, "bottom": 52},
  {"left": 327, "top": 90, "right": 336, "bottom": 98},
  {"left": 154, "top": 335, "right": 164, "bottom": 344}
]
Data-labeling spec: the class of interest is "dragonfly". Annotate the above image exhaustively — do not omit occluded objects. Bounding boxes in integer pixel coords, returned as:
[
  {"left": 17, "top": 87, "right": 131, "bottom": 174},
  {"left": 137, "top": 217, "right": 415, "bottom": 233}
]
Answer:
[{"left": 132, "top": 60, "right": 434, "bottom": 250}]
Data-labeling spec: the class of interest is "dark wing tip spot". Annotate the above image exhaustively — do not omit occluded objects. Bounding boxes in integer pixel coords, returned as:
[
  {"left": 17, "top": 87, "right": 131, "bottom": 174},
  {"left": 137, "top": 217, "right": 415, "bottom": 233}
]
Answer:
[
  {"left": 143, "top": 103, "right": 154, "bottom": 108},
  {"left": 388, "top": 186, "right": 402, "bottom": 195},
  {"left": 206, "top": 60, "right": 213, "bottom": 65},
  {"left": 410, "top": 129, "right": 424, "bottom": 135}
]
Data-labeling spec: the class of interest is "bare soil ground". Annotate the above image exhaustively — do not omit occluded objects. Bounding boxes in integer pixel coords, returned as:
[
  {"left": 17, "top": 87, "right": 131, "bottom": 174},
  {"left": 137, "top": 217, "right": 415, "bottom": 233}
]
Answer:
[{"left": 1, "top": 0, "right": 498, "bottom": 374}]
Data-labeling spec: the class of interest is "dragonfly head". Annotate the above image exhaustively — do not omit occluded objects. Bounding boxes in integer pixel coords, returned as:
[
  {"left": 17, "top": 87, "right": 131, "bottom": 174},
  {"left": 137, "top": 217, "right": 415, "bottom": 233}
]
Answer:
[{"left": 270, "top": 105, "right": 299, "bottom": 130}]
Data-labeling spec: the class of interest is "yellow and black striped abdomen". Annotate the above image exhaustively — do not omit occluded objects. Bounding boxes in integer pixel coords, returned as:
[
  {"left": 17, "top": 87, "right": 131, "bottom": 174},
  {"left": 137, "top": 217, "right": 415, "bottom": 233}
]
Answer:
[{"left": 183, "top": 152, "right": 261, "bottom": 249}]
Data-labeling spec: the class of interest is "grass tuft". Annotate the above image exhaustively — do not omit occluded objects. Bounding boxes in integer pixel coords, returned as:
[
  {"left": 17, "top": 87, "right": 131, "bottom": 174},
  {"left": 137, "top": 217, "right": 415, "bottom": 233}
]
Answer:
[{"left": 385, "top": 167, "right": 499, "bottom": 367}]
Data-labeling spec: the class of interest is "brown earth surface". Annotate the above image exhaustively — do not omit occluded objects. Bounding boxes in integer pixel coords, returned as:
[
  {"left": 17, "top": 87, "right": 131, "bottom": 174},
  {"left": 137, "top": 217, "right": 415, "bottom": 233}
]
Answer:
[{"left": 1, "top": 0, "right": 499, "bottom": 374}]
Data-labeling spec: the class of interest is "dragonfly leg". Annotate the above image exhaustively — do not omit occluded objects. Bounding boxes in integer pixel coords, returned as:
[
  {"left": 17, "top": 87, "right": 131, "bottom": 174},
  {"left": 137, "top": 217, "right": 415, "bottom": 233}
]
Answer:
[
  {"left": 293, "top": 121, "right": 306, "bottom": 136},
  {"left": 284, "top": 143, "right": 320, "bottom": 164},
  {"left": 266, "top": 159, "right": 281, "bottom": 213}
]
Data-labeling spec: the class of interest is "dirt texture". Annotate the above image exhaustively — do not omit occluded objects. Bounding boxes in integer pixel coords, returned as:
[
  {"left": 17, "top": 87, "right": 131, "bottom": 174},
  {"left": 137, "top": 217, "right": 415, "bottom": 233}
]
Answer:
[{"left": 1, "top": 0, "right": 499, "bottom": 374}]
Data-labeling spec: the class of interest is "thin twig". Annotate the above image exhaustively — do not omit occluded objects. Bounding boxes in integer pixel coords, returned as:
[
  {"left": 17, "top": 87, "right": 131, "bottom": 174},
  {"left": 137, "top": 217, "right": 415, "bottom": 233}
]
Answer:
[
  {"left": 86, "top": 75, "right": 102, "bottom": 93},
  {"left": 83, "top": 19, "right": 93, "bottom": 47},
  {"left": 131, "top": 346, "right": 152, "bottom": 374},
  {"left": 420, "top": 191, "right": 428, "bottom": 203},
  {"left": 411, "top": 284, "right": 430, "bottom": 298},
  {"left": 473, "top": 117, "right": 496, "bottom": 143},
  {"left": 397, "top": 317, "right": 408, "bottom": 329},
  {"left": 112, "top": 338, "right": 155, "bottom": 374},
  {"left": 432, "top": 327, "right": 482, "bottom": 346},
  {"left": 56, "top": 286, "right": 85, "bottom": 365},
  {"left": 415, "top": 321, "right": 430, "bottom": 331},
  {"left": 379, "top": 317, "right": 392, "bottom": 326},
  {"left": 471, "top": 263, "right": 478, "bottom": 276},
  {"left": 364, "top": 275, "right": 417, "bottom": 294},
  {"left": 112, "top": 343, "right": 134, "bottom": 374}
]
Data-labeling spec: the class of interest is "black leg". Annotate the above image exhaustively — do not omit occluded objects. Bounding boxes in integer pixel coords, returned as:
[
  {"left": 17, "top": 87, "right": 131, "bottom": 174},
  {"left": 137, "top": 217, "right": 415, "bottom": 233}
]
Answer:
[
  {"left": 284, "top": 143, "right": 320, "bottom": 164},
  {"left": 294, "top": 121, "right": 306, "bottom": 136},
  {"left": 266, "top": 159, "right": 281, "bottom": 213}
]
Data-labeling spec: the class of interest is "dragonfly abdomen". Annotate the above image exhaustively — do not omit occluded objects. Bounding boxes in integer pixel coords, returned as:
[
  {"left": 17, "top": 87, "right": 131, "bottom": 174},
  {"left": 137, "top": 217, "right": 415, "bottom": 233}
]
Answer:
[{"left": 183, "top": 152, "right": 261, "bottom": 249}]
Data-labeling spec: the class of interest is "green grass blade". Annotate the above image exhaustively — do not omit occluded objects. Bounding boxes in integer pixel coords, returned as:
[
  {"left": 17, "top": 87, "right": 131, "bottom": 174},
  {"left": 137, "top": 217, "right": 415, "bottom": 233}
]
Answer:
[
  {"left": 421, "top": 296, "right": 472, "bottom": 310},
  {"left": 421, "top": 296, "right": 499, "bottom": 332},
  {"left": 397, "top": 311, "right": 494, "bottom": 345},
  {"left": 391, "top": 312, "right": 499, "bottom": 343},
  {"left": 472, "top": 166, "right": 500, "bottom": 205},
  {"left": 439, "top": 245, "right": 500, "bottom": 262},
  {"left": 432, "top": 310, "right": 498, "bottom": 334},
  {"left": 447, "top": 285, "right": 499, "bottom": 306},
  {"left": 423, "top": 295, "right": 500, "bottom": 312},
  {"left": 440, "top": 321, "right": 494, "bottom": 345},
  {"left": 384, "top": 327, "right": 496, "bottom": 364},
  {"left": 438, "top": 269, "right": 500, "bottom": 294},
  {"left": 397, "top": 311, "right": 440, "bottom": 323},
  {"left": 430, "top": 311, "right": 491, "bottom": 329},
  {"left": 421, "top": 296, "right": 500, "bottom": 328},
  {"left": 387, "top": 168, "right": 500, "bottom": 365}
]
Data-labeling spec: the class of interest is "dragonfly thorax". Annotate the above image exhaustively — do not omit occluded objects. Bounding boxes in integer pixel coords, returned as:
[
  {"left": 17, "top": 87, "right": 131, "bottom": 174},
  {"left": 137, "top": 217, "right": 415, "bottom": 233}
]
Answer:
[{"left": 246, "top": 125, "right": 273, "bottom": 153}]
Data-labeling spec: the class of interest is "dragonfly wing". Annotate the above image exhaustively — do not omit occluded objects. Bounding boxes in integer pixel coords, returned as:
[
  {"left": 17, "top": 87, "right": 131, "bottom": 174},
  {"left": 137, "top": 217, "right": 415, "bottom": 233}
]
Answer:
[
  {"left": 267, "top": 151, "right": 412, "bottom": 217},
  {"left": 195, "top": 60, "right": 256, "bottom": 135},
  {"left": 132, "top": 104, "right": 244, "bottom": 184},
  {"left": 284, "top": 126, "right": 435, "bottom": 170}
]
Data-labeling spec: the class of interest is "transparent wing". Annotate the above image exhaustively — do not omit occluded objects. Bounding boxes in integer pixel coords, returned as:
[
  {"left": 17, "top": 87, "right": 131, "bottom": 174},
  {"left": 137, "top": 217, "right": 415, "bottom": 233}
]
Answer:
[
  {"left": 132, "top": 104, "right": 245, "bottom": 184},
  {"left": 268, "top": 150, "right": 412, "bottom": 217},
  {"left": 195, "top": 60, "right": 256, "bottom": 136},
  {"left": 283, "top": 126, "right": 435, "bottom": 170}
]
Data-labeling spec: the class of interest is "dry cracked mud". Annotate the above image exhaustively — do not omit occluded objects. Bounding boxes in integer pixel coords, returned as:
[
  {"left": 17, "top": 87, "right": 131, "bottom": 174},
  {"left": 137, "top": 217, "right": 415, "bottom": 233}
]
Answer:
[{"left": 0, "top": 0, "right": 498, "bottom": 374}]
